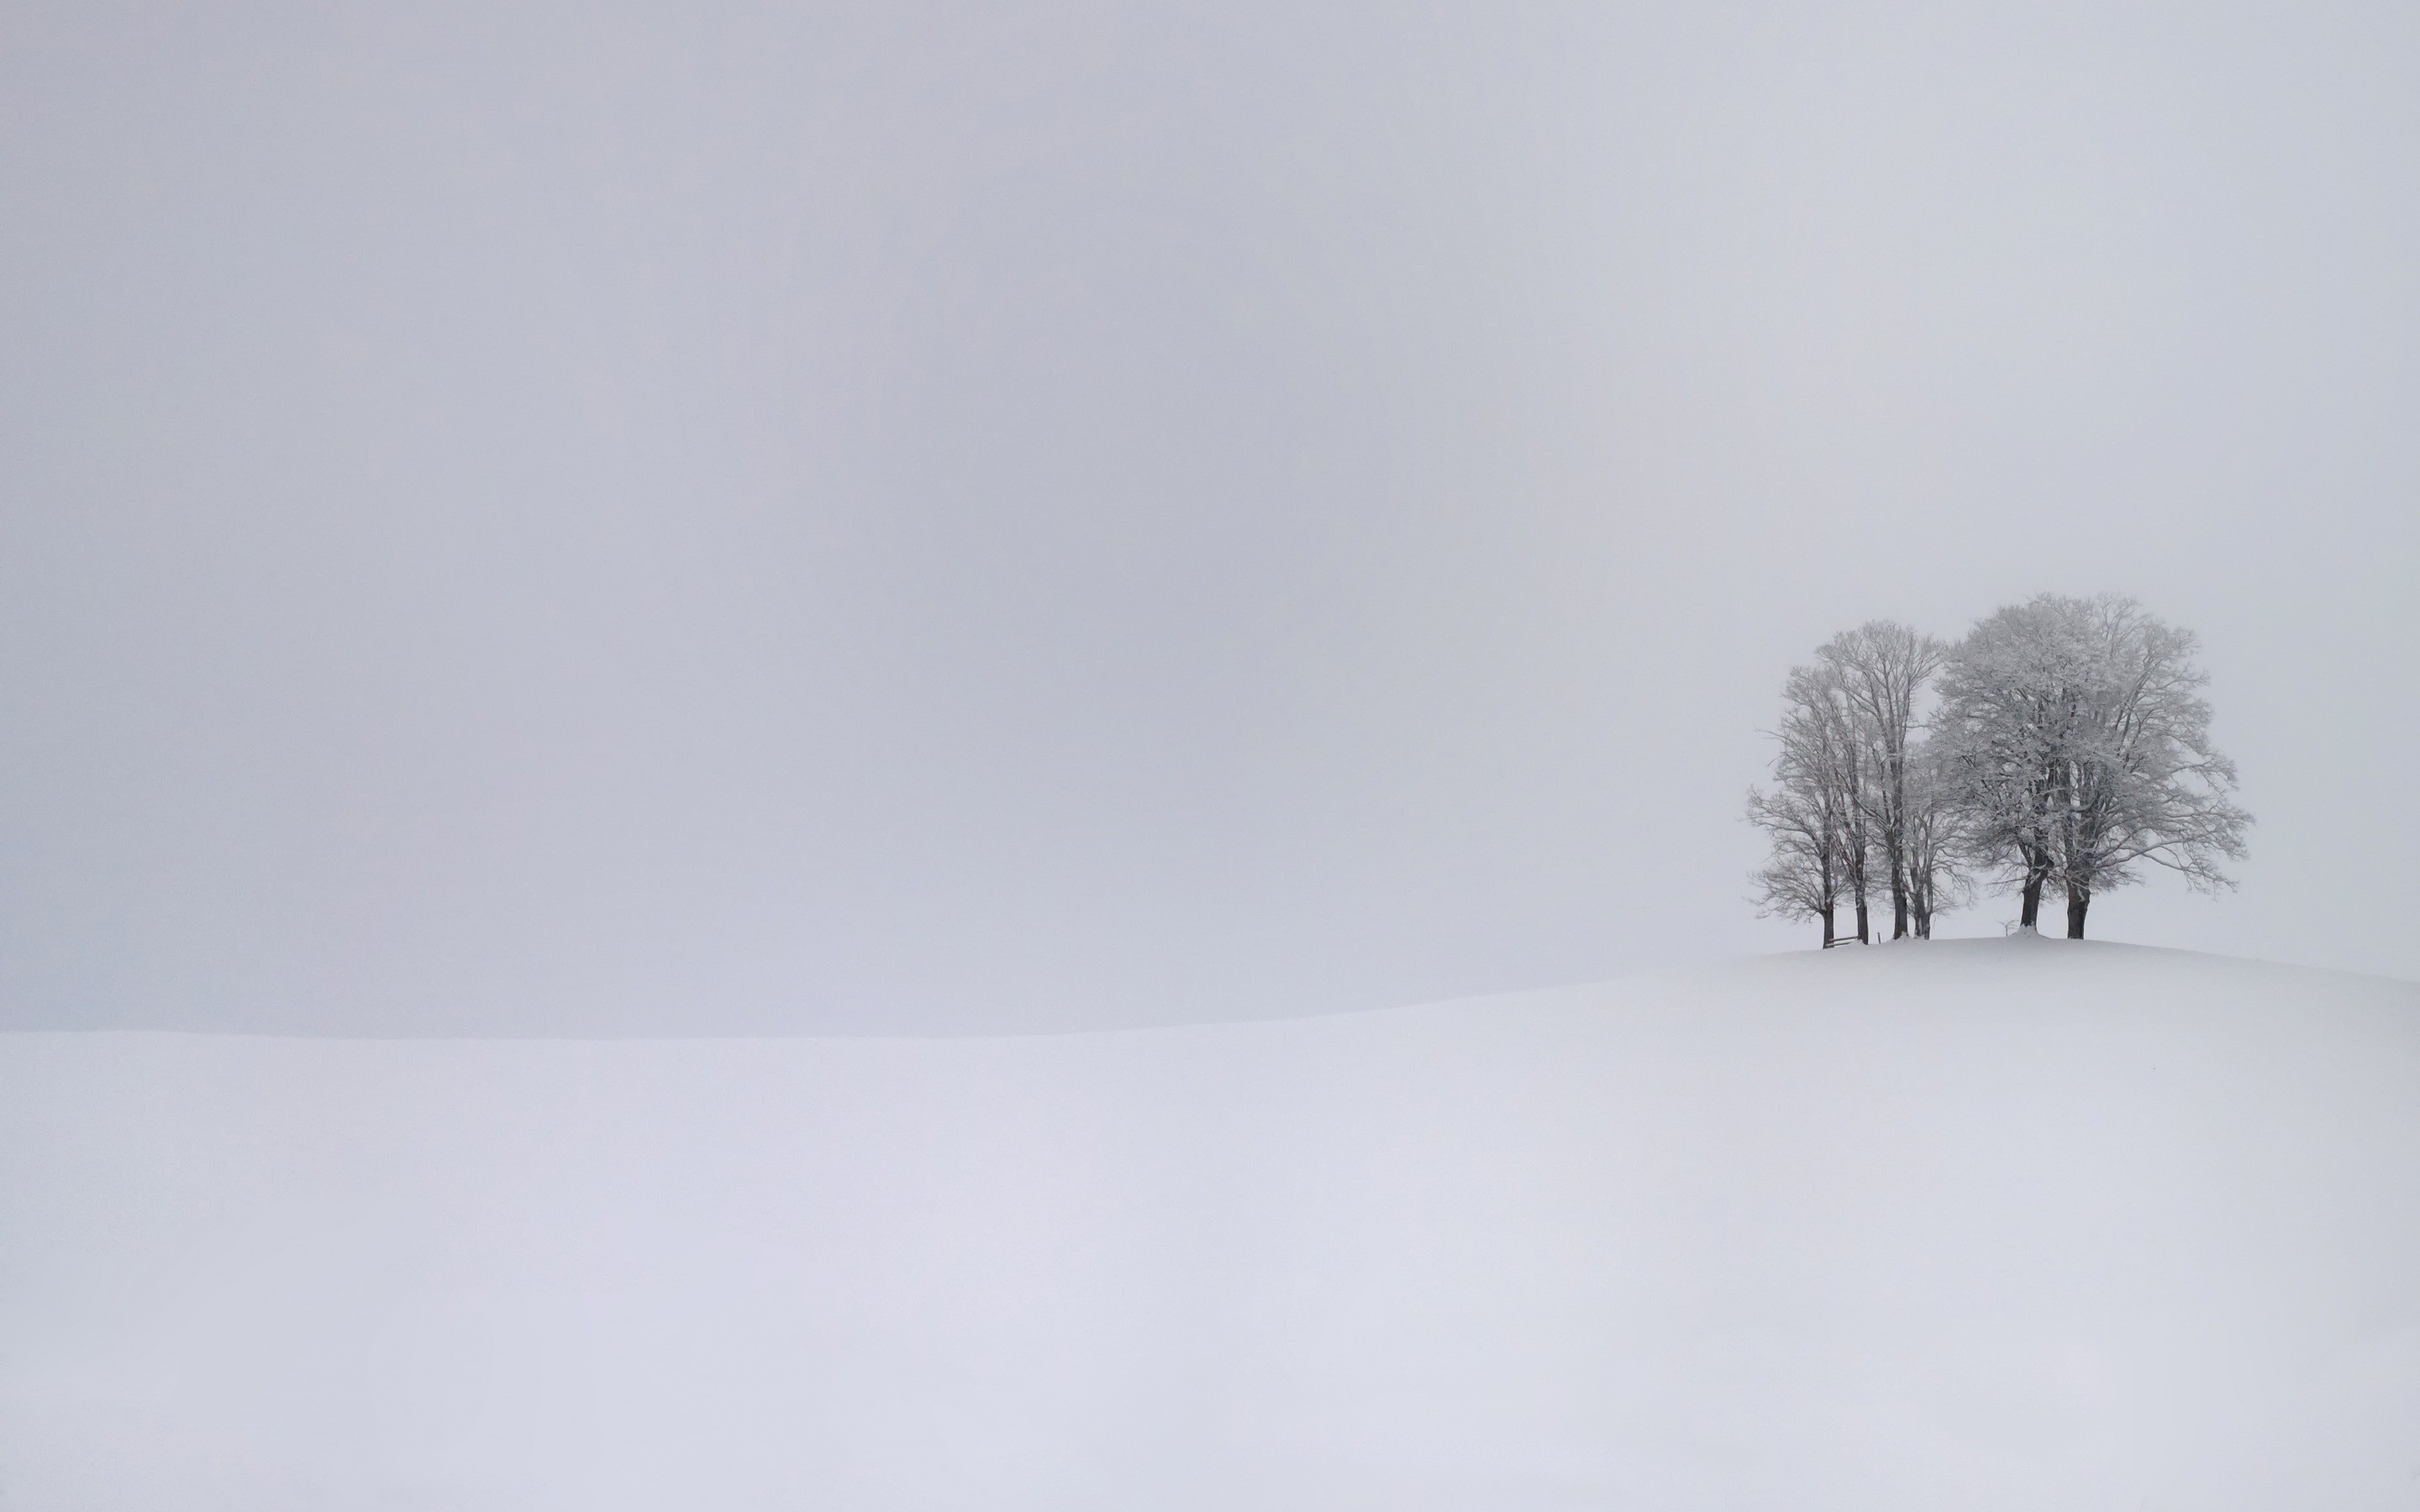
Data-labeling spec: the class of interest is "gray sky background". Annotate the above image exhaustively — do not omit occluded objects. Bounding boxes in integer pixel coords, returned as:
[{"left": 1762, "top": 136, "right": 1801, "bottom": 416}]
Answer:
[{"left": 3, "top": 2, "right": 2414, "bottom": 1034}]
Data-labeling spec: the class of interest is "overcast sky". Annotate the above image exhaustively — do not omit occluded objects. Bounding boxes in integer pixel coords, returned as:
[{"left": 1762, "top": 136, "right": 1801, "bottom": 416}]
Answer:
[{"left": 3, "top": 2, "right": 2414, "bottom": 1034}]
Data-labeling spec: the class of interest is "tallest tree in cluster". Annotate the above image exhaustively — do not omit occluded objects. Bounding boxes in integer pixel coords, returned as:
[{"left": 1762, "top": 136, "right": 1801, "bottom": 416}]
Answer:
[
  {"left": 1747, "top": 620, "right": 1956, "bottom": 944},
  {"left": 1817, "top": 622, "right": 1949, "bottom": 941}
]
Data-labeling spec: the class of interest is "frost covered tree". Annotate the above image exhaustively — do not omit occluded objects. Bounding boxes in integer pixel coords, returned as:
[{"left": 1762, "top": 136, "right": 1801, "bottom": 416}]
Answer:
[
  {"left": 1931, "top": 601, "right": 2086, "bottom": 931},
  {"left": 2041, "top": 597, "right": 2250, "bottom": 935},
  {"left": 1751, "top": 626, "right": 1965, "bottom": 946},
  {"left": 1745, "top": 780, "right": 1842, "bottom": 945},
  {"left": 1748, "top": 662, "right": 1874, "bottom": 945},
  {"left": 1933, "top": 594, "right": 2249, "bottom": 937},
  {"left": 1817, "top": 622, "right": 1949, "bottom": 939}
]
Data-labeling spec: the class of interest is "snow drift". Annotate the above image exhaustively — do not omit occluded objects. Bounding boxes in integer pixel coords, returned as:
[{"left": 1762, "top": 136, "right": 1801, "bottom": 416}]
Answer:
[{"left": 6, "top": 937, "right": 2419, "bottom": 1509}]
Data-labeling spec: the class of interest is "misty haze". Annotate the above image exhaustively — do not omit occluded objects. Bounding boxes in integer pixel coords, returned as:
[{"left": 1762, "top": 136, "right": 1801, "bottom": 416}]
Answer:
[{"left": 4, "top": 3, "right": 2417, "bottom": 1507}]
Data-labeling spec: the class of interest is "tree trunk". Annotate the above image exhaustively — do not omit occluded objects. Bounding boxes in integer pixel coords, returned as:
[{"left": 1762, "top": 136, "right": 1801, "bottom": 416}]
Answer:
[
  {"left": 1821, "top": 904, "right": 1836, "bottom": 948},
  {"left": 1854, "top": 897, "right": 1870, "bottom": 944},
  {"left": 2065, "top": 886, "right": 2089, "bottom": 939},
  {"left": 2018, "top": 875, "right": 2043, "bottom": 930}
]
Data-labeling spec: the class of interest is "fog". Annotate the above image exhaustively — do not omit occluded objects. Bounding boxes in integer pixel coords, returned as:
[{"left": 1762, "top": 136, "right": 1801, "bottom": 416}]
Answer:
[{"left": 3, "top": 2, "right": 2414, "bottom": 1034}]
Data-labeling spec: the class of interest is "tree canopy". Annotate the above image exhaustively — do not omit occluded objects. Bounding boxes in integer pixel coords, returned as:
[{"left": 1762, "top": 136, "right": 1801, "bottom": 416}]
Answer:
[{"left": 1748, "top": 596, "right": 2249, "bottom": 942}]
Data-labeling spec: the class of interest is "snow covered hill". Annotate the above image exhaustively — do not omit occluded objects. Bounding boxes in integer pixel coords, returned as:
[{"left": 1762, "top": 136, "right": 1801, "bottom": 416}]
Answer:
[{"left": 6, "top": 937, "right": 2419, "bottom": 1509}]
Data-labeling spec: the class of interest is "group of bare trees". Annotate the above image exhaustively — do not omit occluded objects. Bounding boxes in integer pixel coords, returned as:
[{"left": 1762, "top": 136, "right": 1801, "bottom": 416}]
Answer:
[{"left": 1747, "top": 595, "right": 2251, "bottom": 943}]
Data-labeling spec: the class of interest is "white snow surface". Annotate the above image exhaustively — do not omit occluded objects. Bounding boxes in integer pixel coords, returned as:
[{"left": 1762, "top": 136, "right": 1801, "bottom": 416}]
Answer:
[{"left": 7, "top": 937, "right": 2420, "bottom": 1509}]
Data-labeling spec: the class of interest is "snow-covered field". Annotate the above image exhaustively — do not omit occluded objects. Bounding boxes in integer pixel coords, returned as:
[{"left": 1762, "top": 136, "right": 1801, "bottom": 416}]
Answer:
[{"left": 6, "top": 937, "right": 2419, "bottom": 1509}]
